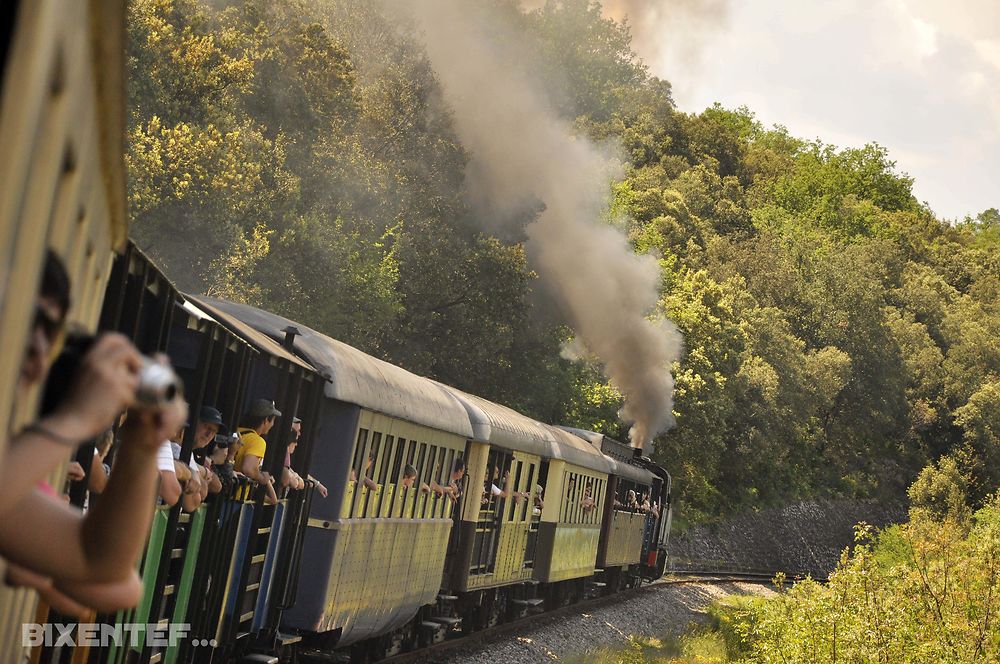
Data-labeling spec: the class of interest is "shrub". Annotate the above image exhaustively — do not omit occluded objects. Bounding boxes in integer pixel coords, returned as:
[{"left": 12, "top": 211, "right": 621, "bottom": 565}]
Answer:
[{"left": 719, "top": 496, "right": 999, "bottom": 662}]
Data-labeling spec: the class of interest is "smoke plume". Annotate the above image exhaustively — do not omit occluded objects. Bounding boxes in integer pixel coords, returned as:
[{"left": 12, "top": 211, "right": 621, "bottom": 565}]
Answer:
[
  {"left": 600, "top": 0, "right": 729, "bottom": 73},
  {"left": 520, "top": 0, "right": 729, "bottom": 86},
  {"left": 400, "top": 0, "right": 683, "bottom": 449}
]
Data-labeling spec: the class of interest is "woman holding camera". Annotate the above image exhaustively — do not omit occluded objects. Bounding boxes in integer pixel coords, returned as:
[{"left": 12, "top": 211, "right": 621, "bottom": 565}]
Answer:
[{"left": 0, "top": 252, "right": 188, "bottom": 615}]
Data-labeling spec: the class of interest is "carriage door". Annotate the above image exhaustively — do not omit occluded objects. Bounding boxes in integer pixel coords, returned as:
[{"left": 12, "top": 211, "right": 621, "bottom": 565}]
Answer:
[{"left": 468, "top": 448, "right": 512, "bottom": 577}]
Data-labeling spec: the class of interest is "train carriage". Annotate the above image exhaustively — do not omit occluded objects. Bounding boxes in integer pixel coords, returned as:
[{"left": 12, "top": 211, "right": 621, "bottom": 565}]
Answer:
[
  {"left": 562, "top": 427, "right": 673, "bottom": 583},
  {"left": 532, "top": 426, "right": 615, "bottom": 601},
  {"left": 181, "top": 295, "right": 328, "bottom": 659},
  {"left": 0, "top": 1, "right": 129, "bottom": 659},
  {"left": 438, "top": 388, "right": 551, "bottom": 592},
  {"left": 193, "top": 298, "right": 474, "bottom": 650}
]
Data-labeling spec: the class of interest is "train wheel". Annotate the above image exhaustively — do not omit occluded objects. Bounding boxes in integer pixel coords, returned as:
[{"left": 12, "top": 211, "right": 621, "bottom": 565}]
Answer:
[{"left": 486, "top": 591, "right": 507, "bottom": 628}]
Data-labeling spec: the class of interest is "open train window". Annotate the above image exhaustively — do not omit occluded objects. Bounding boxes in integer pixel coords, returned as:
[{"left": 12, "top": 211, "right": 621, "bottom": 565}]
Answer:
[
  {"left": 349, "top": 428, "right": 370, "bottom": 517},
  {"left": 561, "top": 471, "right": 573, "bottom": 522},
  {"left": 506, "top": 459, "right": 520, "bottom": 521},
  {"left": 364, "top": 432, "right": 383, "bottom": 515},
  {"left": 441, "top": 448, "right": 457, "bottom": 517},
  {"left": 374, "top": 434, "right": 394, "bottom": 515},
  {"left": 521, "top": 463, "right": 535, "bottom": 521},
  {"left": 429, "top": 445, "right": 444, "bottom": 517},
  {"left": 413, "top": 442, "right": 428, "bottom": 518},
  {"left": 386, "top": 437, "right": 406, "bottom": 516}
]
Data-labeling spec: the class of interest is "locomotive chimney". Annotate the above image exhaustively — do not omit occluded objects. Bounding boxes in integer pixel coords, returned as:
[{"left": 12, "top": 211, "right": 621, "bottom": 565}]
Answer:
[{"left": 281, "top": 325, "right": 300, "bottom": 351}]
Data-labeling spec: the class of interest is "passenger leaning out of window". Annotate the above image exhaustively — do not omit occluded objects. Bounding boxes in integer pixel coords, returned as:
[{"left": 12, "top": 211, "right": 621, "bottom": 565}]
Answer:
[
  {"left": 235, "top": 399, "right": 281, "bottom": 505},
  {"left": 280, "top": 417, "right": 328, "bottom": 498},
  {"left": 0, "top": 251, "right": 187, "bottom": 617},
  {"left": 191, "top": 405, "right": 224, "bottom": 495}
]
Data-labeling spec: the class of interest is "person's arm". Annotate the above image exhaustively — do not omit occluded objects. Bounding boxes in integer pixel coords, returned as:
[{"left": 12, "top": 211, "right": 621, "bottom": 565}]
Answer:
[
  {"left": 7, "top": 562, "right": 143, "bottom": 616},
  {"left": 307, "top": 475, "right": 328, "bottom": 498},
  {"left": 197, "top": 465, "right": 209, "bottom": 500},
  {"left": 0, "top": 334, "right": 142, "bottom": 517},
  {"left": 0, "top": 400, "right": 186, "bottom": 583},
  {"left": 162, "top": 459, "right": 187, "bottom": 507},
  {"left": 363, "top": 476, "right": 378, "bottom": 491},
  {"left": 240, "top": 454, "right": 278, "bottom": 504},
  {"left": 159, "top": 470, "right": 181, "bottom": 506},
  {"left": 87, "top": 451, "right": 108, "bottom": 494},
  {"left": 180, "top": 468, "right": 203, "bottom": 512},
  {"left": 205, "top": 466, "right": 222, "bottom": 494},
  {"left": 66, "top": 462, "right": 86, "bottom": 483}
]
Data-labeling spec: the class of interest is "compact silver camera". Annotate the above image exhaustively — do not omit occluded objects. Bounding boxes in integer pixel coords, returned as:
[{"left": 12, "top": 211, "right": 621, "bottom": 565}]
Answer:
[
  {"left": 135, "top": 357, "right": 183, "bottom": 408},
  {"left": 43, "top": 334, "right": 185, "bottom": 415}
]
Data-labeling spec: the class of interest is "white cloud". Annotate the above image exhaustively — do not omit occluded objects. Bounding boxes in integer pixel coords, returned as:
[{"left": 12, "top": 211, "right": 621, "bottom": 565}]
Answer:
[{"left": 650, "top": 0, "right": 999, "bottom": 220}]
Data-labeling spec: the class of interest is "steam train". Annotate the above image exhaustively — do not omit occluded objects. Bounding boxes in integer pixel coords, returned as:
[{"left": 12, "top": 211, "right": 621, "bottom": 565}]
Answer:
[{"left": 0, "top": 2, "right": 672, "bottom": 662}]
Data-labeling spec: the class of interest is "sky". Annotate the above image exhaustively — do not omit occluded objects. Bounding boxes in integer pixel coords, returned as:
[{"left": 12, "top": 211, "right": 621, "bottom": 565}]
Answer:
[{"left": 641, "top": 0, "right": 1000, "bottom": 221}]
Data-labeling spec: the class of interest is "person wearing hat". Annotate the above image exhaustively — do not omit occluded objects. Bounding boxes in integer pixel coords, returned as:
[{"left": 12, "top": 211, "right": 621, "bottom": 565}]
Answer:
[
  {"left": 193, "top": 405, "right": 225, "bottom": 448},
  {"left": 282, "top": 417, "right": 329, "bottom": 498},
  {"left": 235, "top": 399, "right": 281, "bottom": 504},
  {"left": 192, "top": 405, "right": 224, "bottom": 495}
]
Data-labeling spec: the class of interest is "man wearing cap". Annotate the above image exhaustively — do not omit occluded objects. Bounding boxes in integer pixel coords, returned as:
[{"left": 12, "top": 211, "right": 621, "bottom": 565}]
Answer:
[
  {"left": 194, "top": 405, "right": 224, "bottom": 448},
  {"left": 192, "top": 405, "right": 224, "bottom": 495},
  {"left": 235, "top": 399, "right": 280, "bottom": 505}
]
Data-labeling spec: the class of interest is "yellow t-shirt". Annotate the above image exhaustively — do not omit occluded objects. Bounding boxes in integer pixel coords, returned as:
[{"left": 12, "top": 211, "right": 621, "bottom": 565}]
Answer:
[{"left": 235, "top": 427, "right": 267, "bottom": 472}]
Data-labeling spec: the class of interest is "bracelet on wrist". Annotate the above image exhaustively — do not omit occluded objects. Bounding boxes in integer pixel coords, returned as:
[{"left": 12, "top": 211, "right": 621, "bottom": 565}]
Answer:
[{"left": 23, "top": 422, "right": 78, "bottom": 448}]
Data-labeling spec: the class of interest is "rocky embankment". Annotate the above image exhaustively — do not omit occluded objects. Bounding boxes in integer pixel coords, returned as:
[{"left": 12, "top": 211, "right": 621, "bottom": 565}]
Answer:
[{"left": 668, "top": 499, "right": 907, "bottom": 577}]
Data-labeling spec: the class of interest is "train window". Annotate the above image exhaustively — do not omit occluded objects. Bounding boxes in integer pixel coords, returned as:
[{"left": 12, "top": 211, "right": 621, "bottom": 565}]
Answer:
[
  {"left": 589, "top": 479, "right": 597, "bottom": 524},
  {"left": 508, "top": 460, "right": 523, "bottom": 521},
  {"left": 386, "top": 437, "right": 405, "bottom": 516},
  {"left": 378, "top": 435, "right": 393, "bottom": 485},
  {"left": 426, "top": 444, "right": 442, "bottom": 518},
  {"left": 413, "top": 442, "right": 428, "bottom": 518},
  {"left": 351, "top": 428, "right": 369, "bottom": 482},
  {"left": 432, "top": 446, "right": 445, "bottom": 516},
  {"left": 398, "top": 438, "right": 415, "bottom": 516},
  {"left": 563, "top": 471, "right": 569, "bottom": 521},
  {"left": 575, "top": 474, "right": 583, "bottom": 523},
  {"left": 577, "top": 474, "right": 584, "bottom": 523},
  {"left": 443, "top": 447, "right": 457, "bottom": 517},
  {"left": 350, "top": 428, "right": 369, "bottom": 517},
  {"left": 521, "top": 463, "right": 535, "bottom": 521},
  {"left": 374, "top": 434, "right": 394, "bottom": 515},
  {"left": 561, "top": 472, "right": 571, "bottom": 522},
  {"left": 504, "top": 459, "right": 516, "bottom": 521},
  {"left": 363, "top": 432, "right": 382, "bottom": 516}
]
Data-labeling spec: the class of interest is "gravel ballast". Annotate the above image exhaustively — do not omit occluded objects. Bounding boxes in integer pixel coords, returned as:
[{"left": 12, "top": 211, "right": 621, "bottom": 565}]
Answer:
[{"left": 428, "top": 581, "right": 776, "bottom": 663}]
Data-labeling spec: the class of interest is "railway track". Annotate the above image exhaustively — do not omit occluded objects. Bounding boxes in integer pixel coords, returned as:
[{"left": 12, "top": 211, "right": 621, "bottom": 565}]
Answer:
[{"left": 300, "top": 570, "right": 800, "bottom": 663}]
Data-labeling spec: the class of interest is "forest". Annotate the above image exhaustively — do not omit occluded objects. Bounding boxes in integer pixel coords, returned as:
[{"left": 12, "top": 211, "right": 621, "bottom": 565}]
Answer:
[{"left": 127, "top": 0, "right": 1000, "bottom": 523}]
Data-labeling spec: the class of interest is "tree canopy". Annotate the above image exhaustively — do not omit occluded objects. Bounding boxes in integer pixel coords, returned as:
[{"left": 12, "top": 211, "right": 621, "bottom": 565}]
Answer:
[{"left": 127, "top": 0, "right": 1000, "bottom": 522}]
